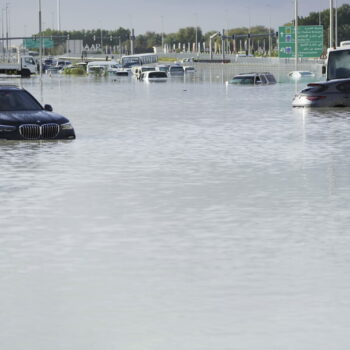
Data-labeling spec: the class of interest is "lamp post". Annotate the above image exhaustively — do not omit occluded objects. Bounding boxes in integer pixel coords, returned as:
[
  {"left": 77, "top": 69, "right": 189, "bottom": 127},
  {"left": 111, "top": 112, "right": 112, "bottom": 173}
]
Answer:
[
  {"left": 335, "top": 0, "right": 338, "bottom": 47},
  {"left": 330, "top": 0, "right": 334, "bottom": 48},
  {"left": 57, "top": 0, "right": 61, "bottom": 31},
  {"left": 1, "top": 8, "right": 4, "bottom": 58},
  {"left": 5, "top": 2, "right": 8, "bottom": 60},
  {"left": 192, "top": 12, "right": 198, "bottom": 54},
  {"left": 295, "top": 0, "right": 298, "bottom": 71},
  {"left": 266, "top": 4, "right": 272, "bottom": 56},
  {"left": 39, "top": 0, "right": 43, "bottom": 78},
  {"left": 247, "top": 6, "right": 251, "bottom": 56},
  {"left": 161, "top": 16, "right": 164, "bottom": 52}
]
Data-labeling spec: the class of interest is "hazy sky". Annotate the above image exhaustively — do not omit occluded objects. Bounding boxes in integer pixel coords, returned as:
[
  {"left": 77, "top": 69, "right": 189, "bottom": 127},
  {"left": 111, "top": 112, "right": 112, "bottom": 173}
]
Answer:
[{"left": 6, "top": 0, "right": 350, "bottom": 37}]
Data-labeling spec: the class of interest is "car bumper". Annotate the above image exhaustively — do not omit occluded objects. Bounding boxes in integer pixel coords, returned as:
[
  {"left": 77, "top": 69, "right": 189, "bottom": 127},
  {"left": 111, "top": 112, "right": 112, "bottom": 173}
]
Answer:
[
  {"left": 0, "top": 126, "right": 76, "bottom": 140},
  {"left": 292, "top": 94, "right": 350, "bottom": 108}
]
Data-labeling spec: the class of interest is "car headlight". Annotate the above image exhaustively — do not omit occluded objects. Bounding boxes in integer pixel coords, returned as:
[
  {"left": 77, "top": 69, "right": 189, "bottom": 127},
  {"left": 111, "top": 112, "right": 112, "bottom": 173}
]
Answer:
[
  {"left": 0, "top": 124, "right": 16, "bottom": 132},
  {"left": 61, "top": 122, "right": 74, "bottom": 130}
]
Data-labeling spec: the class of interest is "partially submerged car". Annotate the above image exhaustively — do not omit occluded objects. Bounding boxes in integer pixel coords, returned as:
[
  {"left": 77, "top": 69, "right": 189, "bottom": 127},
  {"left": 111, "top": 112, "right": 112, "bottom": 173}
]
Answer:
[
  {"left": 139, "top": 70, "right": 167, "bottom": 82},
  {"left": 288, "top": 70, "right": 315, "bottom": 80},
  {"left": 292, "top": 78, "right": 350, "bottom": 108},
  {"left": 0, "top": 85, "right": 75, "bottom": 140},
  {"left": 226, "top": 72, "right": 277, "bottom": 85},
  {"left": 168, "top": 64, "right": 185, "bottom": 76}
]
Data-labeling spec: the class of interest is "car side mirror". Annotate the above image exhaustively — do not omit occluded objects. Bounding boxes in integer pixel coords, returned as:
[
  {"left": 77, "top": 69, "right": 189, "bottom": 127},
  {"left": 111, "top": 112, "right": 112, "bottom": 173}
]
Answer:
[
  {"left": 322, "top": 65, "right": 326, "bottom": 75},
  {"left": 44, "top": 104, "right": 53, "bottom": 112}
]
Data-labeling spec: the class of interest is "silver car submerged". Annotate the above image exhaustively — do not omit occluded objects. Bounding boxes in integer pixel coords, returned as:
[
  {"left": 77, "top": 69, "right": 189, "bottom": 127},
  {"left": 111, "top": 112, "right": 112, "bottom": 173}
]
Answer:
[
  {"left": 226, "top": 72, "right": 277, "bottom": 85},
  {"left": 292, "top": 78, "right": 350, "bottom": 107}
]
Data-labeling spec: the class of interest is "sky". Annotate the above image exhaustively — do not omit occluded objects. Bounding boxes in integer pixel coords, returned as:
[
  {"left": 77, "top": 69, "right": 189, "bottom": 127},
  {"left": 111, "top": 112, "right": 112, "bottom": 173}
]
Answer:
[{"left": 4, "top": 0, "right": 350, "bottom": 38}]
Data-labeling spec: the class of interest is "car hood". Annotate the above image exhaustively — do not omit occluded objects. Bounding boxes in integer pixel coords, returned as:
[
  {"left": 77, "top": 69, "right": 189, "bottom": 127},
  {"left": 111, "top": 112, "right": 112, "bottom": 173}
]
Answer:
[{"left": 0, "top": 110, "right": 70, "bottom": 125}]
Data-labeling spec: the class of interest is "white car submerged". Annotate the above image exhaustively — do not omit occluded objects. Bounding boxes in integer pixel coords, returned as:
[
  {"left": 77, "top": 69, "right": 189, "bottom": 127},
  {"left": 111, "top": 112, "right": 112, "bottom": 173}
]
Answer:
[{"left": 139, "top": 70, "right": 167, "bottom": 82}]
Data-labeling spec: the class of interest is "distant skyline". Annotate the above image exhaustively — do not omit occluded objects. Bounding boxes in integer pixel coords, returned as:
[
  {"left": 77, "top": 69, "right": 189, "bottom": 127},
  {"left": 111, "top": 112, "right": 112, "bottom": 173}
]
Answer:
[{"left": 5, "top": 0, "right": 350, "bottom": 38}]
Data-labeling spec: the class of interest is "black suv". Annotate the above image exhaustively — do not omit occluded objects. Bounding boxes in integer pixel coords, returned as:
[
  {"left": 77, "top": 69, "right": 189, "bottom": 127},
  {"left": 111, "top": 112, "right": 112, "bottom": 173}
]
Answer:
[{"left": 0, "top": 85, "right": 75, "bottom": 140}]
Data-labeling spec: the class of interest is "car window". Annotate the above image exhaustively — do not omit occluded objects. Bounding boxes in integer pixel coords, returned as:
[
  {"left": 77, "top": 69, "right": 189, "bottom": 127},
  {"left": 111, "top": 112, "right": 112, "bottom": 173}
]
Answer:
[
  {"left": 266, "top": 74, "right": 276, "bottom": 83},
  {"left": 0, "top": 90, "right": 42, "bottom": 111},
  {"left": 231, "top": 76, "right": 255, "bottom": 84},
  {"left": 24, "top": 57, "right": 35, "bottom": 65},
  {"left": 260, "top": 75, "right": 267, "bottom": 84},
  {"left": 149, "top": 72, "right": 166, "bottom": 78}
]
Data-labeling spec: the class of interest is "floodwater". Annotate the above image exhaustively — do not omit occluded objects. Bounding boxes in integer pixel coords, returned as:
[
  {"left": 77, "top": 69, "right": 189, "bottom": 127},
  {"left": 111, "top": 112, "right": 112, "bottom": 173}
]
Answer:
[{"left": 1, "top": 71, "right": 350, "bottom": 350}]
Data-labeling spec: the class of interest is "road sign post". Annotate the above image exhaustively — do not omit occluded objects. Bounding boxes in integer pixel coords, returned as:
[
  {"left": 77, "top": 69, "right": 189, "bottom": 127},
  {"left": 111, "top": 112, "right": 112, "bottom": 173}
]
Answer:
[
  {"left": 23, "top": 38, "right": 54, "bottom": 49},
  {"left": 278, "top": 25, "right": 323, "bottom": 58}
]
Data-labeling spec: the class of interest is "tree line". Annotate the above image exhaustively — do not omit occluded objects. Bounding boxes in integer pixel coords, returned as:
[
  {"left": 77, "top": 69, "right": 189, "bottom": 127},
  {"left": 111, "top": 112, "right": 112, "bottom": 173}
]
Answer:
[{"left": 37, "top": 4, "right": 350, "bottom": 55}]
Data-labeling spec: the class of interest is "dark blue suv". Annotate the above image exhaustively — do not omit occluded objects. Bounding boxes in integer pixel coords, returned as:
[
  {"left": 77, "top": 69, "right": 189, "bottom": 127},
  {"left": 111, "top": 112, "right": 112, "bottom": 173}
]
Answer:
[{"left": 0, "top": 85, "right": 75, "bottom": 140}]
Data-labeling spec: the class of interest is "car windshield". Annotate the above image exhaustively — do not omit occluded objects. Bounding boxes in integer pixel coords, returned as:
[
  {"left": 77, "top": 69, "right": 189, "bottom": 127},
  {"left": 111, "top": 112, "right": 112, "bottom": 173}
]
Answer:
[
  {"left": 170, "top": 66, "right": 184, "bottom": 72},
  {"left": 327, "top": 50, "right": 350, "bottom": 80},
  {"left": 0, "top": 90, "right": 43, "bottom": 111},
  {"left": 149, "top": 72, "right": 166, "bottom": 78},
  {"left": 231, "top": 76, "right": 255, "bottom": 84},
  {"left": 266, "top": 74, "right": 277, "bottom": 83}
]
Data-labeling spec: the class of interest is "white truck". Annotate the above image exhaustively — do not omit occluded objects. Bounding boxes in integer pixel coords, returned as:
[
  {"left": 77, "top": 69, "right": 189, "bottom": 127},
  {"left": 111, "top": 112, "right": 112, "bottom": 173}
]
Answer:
[
  {"left": 322, "top": 41, "right": 350, "bottom": 80},
  {"left": 0, "top": 55, "right": 37, "bottom": 77}
]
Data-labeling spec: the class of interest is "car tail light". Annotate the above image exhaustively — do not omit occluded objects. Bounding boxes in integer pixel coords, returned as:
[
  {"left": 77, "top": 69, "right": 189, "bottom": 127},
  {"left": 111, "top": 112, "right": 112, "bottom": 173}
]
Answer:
[{"left": 306, "top": 96, "right": 327, "bottom": 101}]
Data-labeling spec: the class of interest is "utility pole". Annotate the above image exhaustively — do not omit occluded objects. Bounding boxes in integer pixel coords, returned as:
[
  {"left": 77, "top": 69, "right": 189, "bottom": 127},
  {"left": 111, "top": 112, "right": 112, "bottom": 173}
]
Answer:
[
  {"left": 161, "top": 16, "right": 164, "bottom": 52},
  {"left": 330, "top": 0, "right": 334, "bottom": 48},
  {"left": 1, "top": 8, "right": 4, "bottom": 58},
  {"left": 57, "top": 0, "right": 61, "bottom": 31},
  {"left": 221, "top": 29, "right": 225, "bottom": 62},
  {"left": 335, "top": 0, "right": 338, "bottom": 47},
  {"left": 319, "top": 0, "right": 322, "bottom": 25},
  {"left": 39, "top": 0, "right": 42, "bottom": 77},
  {"left": 295, "top": 0, "right": 298, "bottom": 71},
  {"left": 130, "top": 28, "right": 135, "bottom": 55},
  {"left": 5, "top": 2, "right": 8, "bottom": 60}
]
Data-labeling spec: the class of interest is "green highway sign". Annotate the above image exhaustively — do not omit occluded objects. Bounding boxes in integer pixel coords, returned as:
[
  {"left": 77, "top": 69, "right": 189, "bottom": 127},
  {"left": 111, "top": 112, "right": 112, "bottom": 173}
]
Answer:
[
  {"left": 278, "top": 25, "right": 323, "bottom": 58},
  {"left": 23, "top": 38, "right": 54, "bottom": 49}
]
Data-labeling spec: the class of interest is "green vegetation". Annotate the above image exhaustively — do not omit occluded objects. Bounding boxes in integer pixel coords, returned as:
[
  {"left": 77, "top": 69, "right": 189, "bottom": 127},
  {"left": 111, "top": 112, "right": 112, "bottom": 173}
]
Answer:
[
  {"left": 158, "top": 57, "right": 177, "bottom": 62},
  {"left": 298, "top": 4, "right": 350, "bottom": 48},
  {"left": 62, "top": 66, "right": 86, "bottom": 75}
]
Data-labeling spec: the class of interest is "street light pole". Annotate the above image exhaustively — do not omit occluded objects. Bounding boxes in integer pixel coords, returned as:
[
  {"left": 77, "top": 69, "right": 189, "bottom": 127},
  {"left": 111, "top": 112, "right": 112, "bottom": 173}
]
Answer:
[
  {"left": 330, "top": 0, "right": 334, "bottom": 48},
  {"left": 39, "top": 0, "right": 42, "bottom": 78},
  {"left": 247, "top": 6, "right": 251, "bottom": 56},
  {"left": 194, "top": 13, "right": 198, "bottom": 54},
  {"left": 295, "top": 0, "right": 298, "bottom": 71},
  {"left": 5, "top": 2, "right": 8, "bottom": 60},
  {"left": 268, "top": 7, "right": 272, "bottom": 56},
  {"left": 1, "top": 8, "right": 4, "bottom": 58},
  {"left": 57, "top": 0, "right": 61, "bottom": 31},
  {"left": 161, "top": 16, "right": 164, "bottom": 52},
  {"left": 335, "top": 0, "right": 338, "bottom": 47}
]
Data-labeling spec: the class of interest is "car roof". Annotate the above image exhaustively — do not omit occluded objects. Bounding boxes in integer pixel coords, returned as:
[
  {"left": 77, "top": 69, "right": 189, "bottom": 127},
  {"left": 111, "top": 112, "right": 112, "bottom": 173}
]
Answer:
[
  {"left": 0, "top": 84, "right": 22, "bottom": 91},
  {"left": 235, "top": 72, "right": 273, "bottom": 76},
  {"left": 308, "top": 78, "right": 350, "bottom": 86}
]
